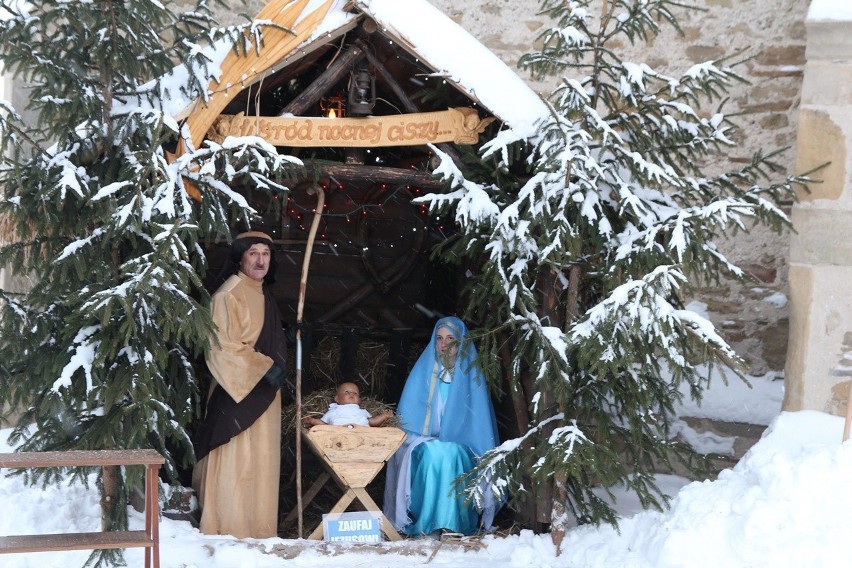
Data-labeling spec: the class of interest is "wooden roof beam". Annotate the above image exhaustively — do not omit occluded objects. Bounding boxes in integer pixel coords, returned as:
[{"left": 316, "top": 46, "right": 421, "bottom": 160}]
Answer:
[
  {"left": 301, "top": 161, "right": 446, "bottom": 191},
  {"left": 279, "top": 44, "right": 366, "bottom": 117}
]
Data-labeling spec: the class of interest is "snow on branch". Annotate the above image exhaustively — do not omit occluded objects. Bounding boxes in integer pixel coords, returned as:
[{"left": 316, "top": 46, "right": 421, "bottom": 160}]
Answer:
[
  {"left": 512, "top": 311, "right": 571, "bottom": 377},
  {"left": 612, "top": 192, "right": 763, "bottom": 267},
  {"left": 416, "top": 145, "right": 500, "bottom": 229},
  {"left": 466, "top": 413, "right": 574, "bottom": 506},
  {"left": 571, "top": 265, "right": 738, "bottom": 364},
  {"left": 53, "top": 325, "right": 100, "bottom": 394},
  {"left": 56, "top": 227, "right": 107, "bottom": 262}
]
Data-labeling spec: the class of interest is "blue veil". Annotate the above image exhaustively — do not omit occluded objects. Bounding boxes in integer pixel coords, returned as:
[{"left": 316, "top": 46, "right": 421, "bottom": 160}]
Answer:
[{"left": 396, "top": 317, "right": 498, "bottom": 456}]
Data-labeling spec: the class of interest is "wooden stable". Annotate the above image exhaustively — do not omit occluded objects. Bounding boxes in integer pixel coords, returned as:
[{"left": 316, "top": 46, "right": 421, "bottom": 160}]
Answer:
[
  {"left": 289, "top": 425, "right": 406, "bottom": 540},
  {"left": 176, "top": 0, "right": 506, "bottom": 342},
  {"left": 173, "top": 0, "right": 544, "bottom": 533}
]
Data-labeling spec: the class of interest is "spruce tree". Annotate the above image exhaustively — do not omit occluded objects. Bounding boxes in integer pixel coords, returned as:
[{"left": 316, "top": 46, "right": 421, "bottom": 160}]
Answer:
[
  {"left": 0, "top": 1, "right": 300, "bottom": 564},
  {"left": 422, "top": 0, "right": 812, "bottom": 545}
]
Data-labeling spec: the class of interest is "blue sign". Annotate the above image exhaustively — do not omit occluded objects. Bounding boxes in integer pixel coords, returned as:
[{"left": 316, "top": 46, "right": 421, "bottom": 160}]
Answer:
[{"left": 323, "top": 511, "right": 382, "bottom": 543}]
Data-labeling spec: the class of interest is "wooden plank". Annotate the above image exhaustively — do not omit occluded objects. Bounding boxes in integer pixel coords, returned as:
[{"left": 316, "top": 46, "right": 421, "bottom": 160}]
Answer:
[
  {"left": 173, "top": 0, "right": 335, "bottom": 202},
  {"left": 0, "top": 531, "right": 151, "bottom": 554},
  {"left": 347, "top": 487, "right": 402, "bottom": 541},
  {"left": 358, "top": 39, "right": 465, "bottom": 168},
  {"left": 304, "top": 161, "right": 446, "bottom": 190},
  {"left": 307, "top": 489, "right": 358, "bottom": 540},
  {"left": 380, "top": 516, "right": 402, "bottom": 542},
  {"left": 145, "top": 464, "right": 161, "bottom": 568},
  {"left": 305, "top": 426, "right": 406, "bottom": 462},
  {"left": 0, "top": 449, "right": 165, "bottom": 468},
  {"left": 179, "top": 0, "right": 334, "bottom": 154},
  {"left": 333, "top": 462, "right": 384, "bottom": 489},
  {"left": 350, "top": 486, "right": 381, "bottom": 512}
]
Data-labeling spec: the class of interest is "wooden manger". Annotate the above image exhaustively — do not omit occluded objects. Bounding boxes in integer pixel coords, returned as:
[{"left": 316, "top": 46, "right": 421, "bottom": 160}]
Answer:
[{"left": 296, "top": 425, "right": 406, "bottom": 541}]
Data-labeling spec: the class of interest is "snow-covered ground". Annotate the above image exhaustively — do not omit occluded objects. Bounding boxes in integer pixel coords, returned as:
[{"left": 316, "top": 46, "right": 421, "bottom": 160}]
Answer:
[{"left": 6, "top": 370, "right": 851, "bottom": 568}]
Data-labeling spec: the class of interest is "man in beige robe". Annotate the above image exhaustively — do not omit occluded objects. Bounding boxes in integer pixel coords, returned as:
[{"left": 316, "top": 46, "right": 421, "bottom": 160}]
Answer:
[{"left": 192, "top": 231, "right": 288, "bottom": 539}]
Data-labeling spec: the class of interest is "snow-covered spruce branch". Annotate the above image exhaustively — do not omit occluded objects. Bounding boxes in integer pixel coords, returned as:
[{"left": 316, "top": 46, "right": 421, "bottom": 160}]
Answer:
[
  {"left": 606, "top": 0, "right": 685, "bottom": 45},
  {"left": 710, "top": 147, "right": 809, "bottom": 201},
  {"left": 509, "top": 311, "right": 571, "bottom": 379},
  {"left": 464, "top": 413, "right": 573, "bottom": 506},
  {"left": 0, "top": 99, "right": 50, "bottom": 159},
  {"left": 414, "top": 144, "right": 501, "bottom": 231},
  {"left": 78, "top": 225, "right": 201, "bottom": 320},
  {"left": 608, "top": 58, "right": 744, "bottom": 113},
  {"left": 170, "top": 135, "right": 301, "bottom": 220},
  {"left": 570, "top": 265, "right": 739, "bottom": 366},
  {"left": 543, "top": 83, "right": 730, "bottom": 190},
  {"left": 610, "top": 197, "right": 764, "bottom": 268}
]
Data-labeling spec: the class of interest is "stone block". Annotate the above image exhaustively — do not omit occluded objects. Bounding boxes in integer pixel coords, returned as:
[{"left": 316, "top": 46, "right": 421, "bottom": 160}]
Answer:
[
  {"left": 785, "top": 264, "right": 852, "bottom": 414},
  {"left": 790, "top": 206, "right": 852, "bottom": 265},
  {"left": 801, "top": 62, "right": 852, "bottom": 105},
  {"left": 759, "top": 113, "right": 789, "bottom": 130},
  {"left": 742, "top": 264, "right": 778, "bottom": 284},
  {"left": 756, "top": 45, "right": 806, "bottom": 67},
  {"left": 686, "top": 45, "right": 726, "bottom": 63},
  {"left": 805, "top": 18, "right": 852, "bottom": 61},
  {"left": 755, "top": 317, "right": 790, "bottom": 370},
  {"left": 829, "top": 380, "right": 852, "bottom": 417},
  {"left": 793, "top": 108, "right": 846, "bottom": 201}
]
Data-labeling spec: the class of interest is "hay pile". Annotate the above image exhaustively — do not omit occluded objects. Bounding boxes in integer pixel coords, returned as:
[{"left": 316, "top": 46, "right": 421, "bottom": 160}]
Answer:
[
  {"left": 302, "top": 335, "right": 392, "bottom": 394},
  {"left": 283, "top": 331, "right": 430, "bottom": 391}
]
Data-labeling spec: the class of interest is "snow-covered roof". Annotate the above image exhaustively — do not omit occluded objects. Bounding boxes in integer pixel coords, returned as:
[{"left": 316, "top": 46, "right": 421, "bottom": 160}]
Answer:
[
  {"left": 162, "top": 0, "right": 549, "bottom": 139},
  {"left": 352, "top": 0, "right": 550, "bottom": 137}
]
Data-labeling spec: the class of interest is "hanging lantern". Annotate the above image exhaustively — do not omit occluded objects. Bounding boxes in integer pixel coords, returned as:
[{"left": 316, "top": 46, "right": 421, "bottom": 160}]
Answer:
[{"left": 348, "top": 63, "right": 376, "bottom": 115}]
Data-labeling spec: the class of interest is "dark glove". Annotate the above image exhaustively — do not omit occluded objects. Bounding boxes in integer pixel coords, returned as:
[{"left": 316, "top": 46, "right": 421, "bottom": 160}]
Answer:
[{"left": 263, "top": 364, "right": 284, "bottom": 389}]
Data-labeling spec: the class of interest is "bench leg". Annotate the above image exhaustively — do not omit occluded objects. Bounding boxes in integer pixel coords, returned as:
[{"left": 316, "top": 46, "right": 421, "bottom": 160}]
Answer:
[{"left": 145, "top": 464, "right": 160, "bottom": 568}]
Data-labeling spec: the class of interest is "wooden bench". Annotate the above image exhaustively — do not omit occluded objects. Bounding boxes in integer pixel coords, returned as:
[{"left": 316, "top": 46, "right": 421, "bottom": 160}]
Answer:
[{"left": 0, "top": 449, "right": 165, "bottom": 568}]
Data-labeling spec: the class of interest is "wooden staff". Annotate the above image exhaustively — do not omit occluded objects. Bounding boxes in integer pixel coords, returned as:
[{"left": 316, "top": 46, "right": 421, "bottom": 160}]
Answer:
[{"left": 295, "top": 184, "right": 325, "bottom": 538}]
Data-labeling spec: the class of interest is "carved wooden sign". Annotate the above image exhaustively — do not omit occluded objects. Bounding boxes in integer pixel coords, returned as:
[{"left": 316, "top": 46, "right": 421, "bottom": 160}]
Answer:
[{"left": 208, "top": 107, "right": 495, "bottom": 147}]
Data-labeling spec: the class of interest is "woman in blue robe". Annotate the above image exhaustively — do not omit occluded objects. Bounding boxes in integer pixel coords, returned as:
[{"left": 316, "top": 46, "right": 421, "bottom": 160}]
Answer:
[{"left": 383, "top": 316, "right": 500, "bottom": 536}]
